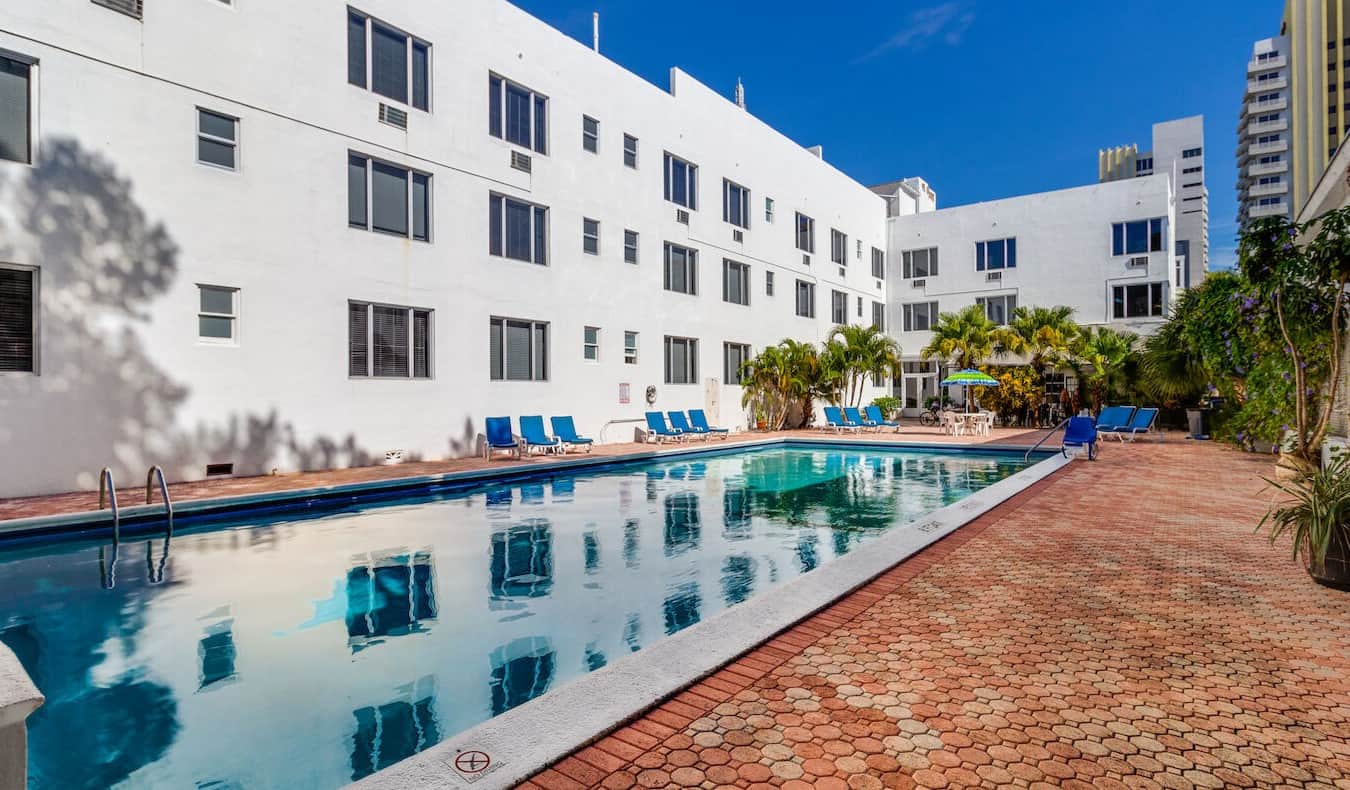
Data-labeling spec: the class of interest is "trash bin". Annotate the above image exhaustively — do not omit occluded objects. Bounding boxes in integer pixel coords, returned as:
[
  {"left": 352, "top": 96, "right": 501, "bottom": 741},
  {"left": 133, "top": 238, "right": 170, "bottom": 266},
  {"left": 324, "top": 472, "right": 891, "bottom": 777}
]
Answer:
[{"left": 1186, "top": 408, "right": 1211, "bottom": 440}]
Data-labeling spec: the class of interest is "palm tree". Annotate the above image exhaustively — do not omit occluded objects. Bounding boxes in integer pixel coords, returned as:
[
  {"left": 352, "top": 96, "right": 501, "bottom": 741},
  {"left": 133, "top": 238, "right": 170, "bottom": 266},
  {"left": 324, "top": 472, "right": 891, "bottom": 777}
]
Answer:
[
  {"left": 999, "top": 305, "right": 1080, "bottom": 378},
  {"left": 739, "top": 339, "right": 823, "bottom": 429},
  {"left": 920, "top": 304, "right": 1008, "bottom": 369},
  {"left": 1069, "top": 326, "right": 1138, "bottom": 413},
  {"left": 826, "top": 324, "right": 902, "bottom": 407}
]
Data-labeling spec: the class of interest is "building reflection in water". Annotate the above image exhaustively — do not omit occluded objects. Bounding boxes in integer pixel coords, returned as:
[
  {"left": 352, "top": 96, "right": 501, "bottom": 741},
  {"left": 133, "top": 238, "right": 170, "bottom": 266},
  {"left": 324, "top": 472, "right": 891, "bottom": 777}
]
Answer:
[
  {"left": 197, "top": 611, "right": 237, "bottom": 691},
  {"left": 663, "top": 581, "right": 701, "bottom": 635},
  {"left": 345, "top": 550, "right": 438, "bottom": 652},
  {"left": 584, "top": 641, "right": 607, "bottom": 671},
  {"left": 797, "top": 533, "right": 819, "bottom": 573},
  {"left": 663, "top": 493, "right": 700, "bottom": 557},
  {"left": 622, "top": 519, "right": 640, "bottom": 569},
  {"left": 624, "top": 613, "right": 641, "bottom": 652},
  {"left": 723, "top": 487, "right": 751, "bottom": 540},
  {"left": 583, "top": 531, "right": 601, "bottom": 575},
  {"left": 721, "top": 556, "right": 755, "bottom": 606},
  {"left": 349, "top": 675, "right": 440, "bottom": 781},
  {"left": 551, "top": 478, "right": 575, "bottom": 502},
  {"left": 645, "top": 469, "right": 663, "bottom": 502},
  {"left": 485, "top": 487, "right": 512, "bottom": 509},
  {"left": 489, "top": 636, "right": 555, "bottom": 715},
  {"left": 489, "top": 519, "right": 554, "bottom": 601}
]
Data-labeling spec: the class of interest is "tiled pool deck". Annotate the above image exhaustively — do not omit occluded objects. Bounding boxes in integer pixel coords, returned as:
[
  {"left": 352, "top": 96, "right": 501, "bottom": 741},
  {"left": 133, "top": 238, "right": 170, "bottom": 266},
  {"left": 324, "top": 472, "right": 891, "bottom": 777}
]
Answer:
[{"left": 521, "top": 440, "right": 1350, "bottom": 790}]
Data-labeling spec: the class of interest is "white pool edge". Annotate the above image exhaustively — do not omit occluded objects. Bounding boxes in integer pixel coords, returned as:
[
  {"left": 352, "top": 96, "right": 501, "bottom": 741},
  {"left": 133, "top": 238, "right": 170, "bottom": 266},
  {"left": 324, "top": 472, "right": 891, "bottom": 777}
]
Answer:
[{"left": 348, "top": 450, "right": 1074, "bottom": 789}]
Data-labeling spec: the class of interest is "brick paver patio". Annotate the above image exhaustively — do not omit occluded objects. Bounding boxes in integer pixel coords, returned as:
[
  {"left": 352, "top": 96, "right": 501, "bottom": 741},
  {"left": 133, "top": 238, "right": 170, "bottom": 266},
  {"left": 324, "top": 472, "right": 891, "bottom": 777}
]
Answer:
[{"left": 524, "top": 441, "right": 1350, "bottom": 790}]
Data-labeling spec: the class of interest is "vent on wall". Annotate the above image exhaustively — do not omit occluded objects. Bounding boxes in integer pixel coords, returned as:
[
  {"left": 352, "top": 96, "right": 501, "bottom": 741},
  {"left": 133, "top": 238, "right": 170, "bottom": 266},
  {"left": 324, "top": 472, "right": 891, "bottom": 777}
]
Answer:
[
  {"left": 378, "top": 104, "right": 408, "bottom": 130},
  {"left": 205, "top": 463, "right": 234, "bottom": 477},
  {"left": 92, "top": 0, "right": 143, "bottom": 18},
  {"left": 1127, "top": 255, "right": 1149, "bottom": 268},
  {"left": 510, "top": 150, "right": 532, "bottom": 173},
  {"left": 838, "top": 267, "right": 846, "bottom": 278},
  {"left": 732, "top": 229, "right": 743, "bottom": 243},
  {"left": 911, "top": 279, "right": 926, "bottom": 288},
  {"left": 985, "top": 271, "right": 1002, "bottom": 282},
  {"left": 802, "top": 254, "right": 810, "bottom": 266},
  {"left": 675, "top": 209, "right": 690, "bottom": 225}
]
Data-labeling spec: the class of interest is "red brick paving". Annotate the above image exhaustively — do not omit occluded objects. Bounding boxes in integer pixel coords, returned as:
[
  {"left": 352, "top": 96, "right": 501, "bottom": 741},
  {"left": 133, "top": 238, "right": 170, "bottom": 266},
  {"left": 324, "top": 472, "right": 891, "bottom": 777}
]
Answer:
[{"left": 524, "top": 441, "right": 1350, "bottom": 790}]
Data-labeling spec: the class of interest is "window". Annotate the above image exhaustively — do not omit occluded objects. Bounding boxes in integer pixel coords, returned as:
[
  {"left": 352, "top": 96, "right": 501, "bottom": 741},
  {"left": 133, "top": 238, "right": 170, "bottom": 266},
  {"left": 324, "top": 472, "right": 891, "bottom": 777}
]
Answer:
[
  {"left": 831, "top": 229, "right": 847, "bottom": 266},
  {"left": 489, "top": 193, "right": 548, "bottom": 265},
  {"left": 582, "top": 115, "right": 599, "bottom": 153},
  {"left": 871, "top": 248, "right": 885, "bottom": 279},
  {"left": 663, "top": 152, "right": 698, "bottom": 209},
  {"left": 795, "top": 280, "right": 815, "bottom": 318},
  {"left": 664, "top": 336, "right": 698, "bottom": 384},
  {"left": 795, "top": 213, "right": 815, "bottom": 253},
  {"left": 623, "top": 331, "right": 638, "bottom": 364},
  {"left": 489, "top": 74, "right": 547, "bottom": 154},
  {"left": 723, "top": 342, "right": 749, "bottom": 386},
  {"left": 0, "top": 265, "right": 36, "bottom": 372},
  {"left": 198, "top": 285, "right": 238, "bottom": 343},
  {"left": 1112, "top": 283, "right": 1165, "bottom": 319},
  {"left": 0, "top": 53, "right": 33, "bottom": 164},
  {"left": 831, "top": 290, "right": 847, "bottom": 323},
  {"left": 196, "top": 109, "right": 238, "bottom": 170},
  {"left": 722, "top": 180, "right": 750, "bottom": 229},
  {"left": 622, "top": 134, "right": 637, "bottom": 168},
  {"left": 975, "top": 238, "right": 1016, "bottom": 270},
  {"left": 1182, "top": 165, "right": 1203, "bottom": 174},
  {"left": 489, "top": 316, "right": 548, "bottom": 381},
  {"left": 348, "top": 10, "right": 430, "bottom": 111},
  {"left": 349, "top": 301, "right": 432, "bottom": 378},
  {"left": 1257, "top": 112, "right": 1281, "bottom": 123},
  {"left": 624, "top": 229, "right": 638, "bottom": 264},
  {"left": 348, "top": 154, "right": 431, "bottom": 241},
  {"left": 765, "top": 197, "right": 774, "bottom": 223},
  {"left": 871, "top": 301, "right": 885, "bottom": 330},
  {"left": 902, "top": 302, "right": 939, "bottom": 332},
  {"left": 1182, "top": 181, "right": 1202, "bottom": 188},
  {"left": 1135, "top": 156, "right": 1153, "bottom": 173},
  {"left": 765, "top": 270, "right": 775, "bottom": 296},
  {"left": 723, "top": 259, "right": 750, "bottom": 306},
  {"left": 856, "top": 295, "right": 863, "bottom": 318},
  {"left": 1111, "top": 218, "right": 1165, "bottom": 256},
  {"left": 1182, "top": 147, "right": 1202, "bottom": 158},
  {"left": 583, "top": 326, "right": 599, "bottom": 361},
  {"left": 901, "top": 247, "right": 937, "bottom": 278},
  {"left": 977, "top": 294, "right": 1017, "bottom": 326},
  {"left": 664, "top": 243, "right": 697, "bottom": 295},
  {"left": 582, "top": 218, "right": 599, "bottom": 255},
  {"left": 1258, "top": 134, "right": 1282, "bottom": 144}
]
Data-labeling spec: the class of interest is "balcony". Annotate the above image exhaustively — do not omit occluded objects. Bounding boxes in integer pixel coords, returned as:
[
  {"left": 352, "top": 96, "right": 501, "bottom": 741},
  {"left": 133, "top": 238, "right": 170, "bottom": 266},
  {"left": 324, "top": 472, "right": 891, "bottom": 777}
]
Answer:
[
  {"left": 1246, "top": 139, "right": 1288, "bottom": 157},
  {"left": 1247, "top": 158, "right": 1288, "bottom": 176},
  {"left": 1248, "top": 181, "right": 1287, "bottom": 198},
  {"left": 1248, "top": 201, "right": 1289, "bottom": 219},
  {"left": 1246, "top": 118, "right": 1288, "bottom": 135},
  {"left": 1247, "top": 54, "right": 1287, "bottom": 73},
  {"left": 1247, "top": 75, "right": 1288, "bottom": 93}
]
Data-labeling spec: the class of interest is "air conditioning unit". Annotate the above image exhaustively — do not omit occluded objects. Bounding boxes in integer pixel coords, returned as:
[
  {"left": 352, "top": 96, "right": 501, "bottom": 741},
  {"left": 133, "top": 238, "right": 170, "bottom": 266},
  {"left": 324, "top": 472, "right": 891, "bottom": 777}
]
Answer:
[
  {"left": 510, "top": 150, "right": 532, "bottom": 173},
  {"left": 92, "top": 0, "right": 143, "bottom": 19},
  {"left": 838, "top": 266, "right": 846, "bottom": 277},
  {"left": 986, "top": 271, "right": 1002, "bottom": 282},
  {"left": 911, "top": 279, "right": 926, "bottom": 288},
  {"left": 378, "top": 103, "right": 408, "bottom": 130},
  {"left": 732, "top": 229, "right": 743, "bottom": 243},
  {"left": 1127, "top": 256, "right": 1149, "bottom": 268},
  {"left": 802, "top": 253, "right": 811, "bottom": 266},
  {"left": 675, "top": 208, "right": 690, "bottom": 224}
]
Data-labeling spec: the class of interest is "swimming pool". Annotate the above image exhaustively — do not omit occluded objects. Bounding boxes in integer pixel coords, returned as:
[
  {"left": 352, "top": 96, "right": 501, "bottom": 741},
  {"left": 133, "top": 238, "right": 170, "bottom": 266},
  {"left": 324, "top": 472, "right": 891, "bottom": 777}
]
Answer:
[{"left": 0, "top": 443, "right": 1041, "bottom": 789}]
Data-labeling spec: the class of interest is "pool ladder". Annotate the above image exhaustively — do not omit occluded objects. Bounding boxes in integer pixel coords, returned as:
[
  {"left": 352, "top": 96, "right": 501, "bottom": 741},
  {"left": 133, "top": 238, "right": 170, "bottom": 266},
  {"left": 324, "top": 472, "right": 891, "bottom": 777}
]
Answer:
[
  {"left": 1023, "top": 417, "right": 1071, "bottom": 463},
  {"left": 97, "top": 466, "right": 175, "bottom": 588}
]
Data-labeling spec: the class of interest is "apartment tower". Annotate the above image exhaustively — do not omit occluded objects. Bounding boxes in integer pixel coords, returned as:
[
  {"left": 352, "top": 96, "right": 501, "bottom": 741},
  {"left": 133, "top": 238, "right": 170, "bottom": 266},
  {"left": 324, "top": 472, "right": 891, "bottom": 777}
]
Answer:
[
  {"left": 1238, "top": 36, "right": 1294, "bottom": 226},
  {"left": 1282, "top": 0, "right": 1350, "bottom": 215}
]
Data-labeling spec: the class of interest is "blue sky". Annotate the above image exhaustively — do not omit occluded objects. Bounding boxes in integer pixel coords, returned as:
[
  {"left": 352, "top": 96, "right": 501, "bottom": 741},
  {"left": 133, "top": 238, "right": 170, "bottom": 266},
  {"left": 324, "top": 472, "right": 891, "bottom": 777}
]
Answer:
[{"left": 511, "top": 0, "right": 1282, "bottom": 270}]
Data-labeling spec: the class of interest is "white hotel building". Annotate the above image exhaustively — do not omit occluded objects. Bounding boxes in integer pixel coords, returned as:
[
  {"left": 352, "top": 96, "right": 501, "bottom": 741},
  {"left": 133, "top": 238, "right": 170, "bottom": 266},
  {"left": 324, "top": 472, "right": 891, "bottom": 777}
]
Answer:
[{"left": 0, "top": 0, "right": 1203, "bottom": 496}]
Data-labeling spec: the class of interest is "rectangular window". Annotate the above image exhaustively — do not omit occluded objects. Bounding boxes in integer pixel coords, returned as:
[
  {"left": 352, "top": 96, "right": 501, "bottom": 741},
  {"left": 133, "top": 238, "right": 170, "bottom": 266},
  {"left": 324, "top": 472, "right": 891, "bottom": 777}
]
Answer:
[
  {"left": 0, "top": 265, "right": 36, "bottom": 372},
  {"left": 347, "top": 10, "right": 430, "bottom": 111},
  {"left": 663, "top": 153, "right": 698, "bottom": 209},
  {"left": 1110, "top": 218, "right": 1165, "bottom": 256},
  {"left": 348, "top": 154, "right": 431, "bottom": 241},
  {"left": 489, "top": 193, "right": 548, "bottom": 265},
  {"left": 582, "top": 218, "right": 599, "bottom": 255},
  {"left": 1182, "top": 165, "right": 1203, "bottom": 174},
  {"left": 623, "top": 229, "right": 638, "bottom": 264},
  {"left": 664, "top": 243, "right": 698, "bottom": 295},
  {"left": 489, "top": 74, "right": 547, "bottom": 154},
  {"left": 1135, "top": 157, "right": 1153, "bottom": 173},
  {"left": 1112, "top": 283, "right": 1165, "bottom": 319},
  {"left": 871, "top": 301, "right": 885, "bottom": 330},
  {"left": 583, "top": 326, "right": 599, "bottom": 360},
  {"left": 623, "top": 331, "right": 638, "bottom": 364},
  {"left": 349, "top": 301, "right": 432, "bottom": 378},
  {"left": 197, "top": 109, "right": 238, "bottom": 170},
  {"left": 622, "top": 133, "right": 638, "bottom": 168},
  {"left": 901, "top": 247, "right": 938, "bottom": 278},
  {"left": 723, "top": 342, "right": 749, "bottom": 386},
  {"left": 723, "top": 179, "right": 749, "bottom": 229},
  {"left": 198, "top": 285, "right": 238, "bottom": 342},
  {"left": 764, "top": 197, "right": 774, "bottom": 223},
  {"left": 976, "top": 294, "right": 1017, "bottom": 326},
  {"left": 871, "top": 247, "right": 885, "bottom": 279},
  {"left": 831, "top": 289, "right": 847, "bottom": 324},
  {"left": 795, "top": 280, "right": 815, "bottom": 318},
  {"left": 0, "top": 54, "right": 32, "bottom": 165},
  {"left": 856, "top": 295, "right": 863, "bottom": 318},
  {"left": 765, "top": 270, "right": 775, "bottom": 296},
  {"left": 975, "top": 238, "right": 1016, "bottom": 271},
  {"left": 1181, "top": 147, "right": 1202, "bottom": 158},
  {"left": 489, "top": 316, "right": 549, "bottom": 381},
  {"left": 582, "top": 115, "right": 599, "bottom": 153},
  {"left": 902, "top": 301, "right": 939, "bottom": 332},
  {"left": 664, "top": 336, "right": 698, "bottom": 384},
  {"left": 795, "top": 213, "right": 815, "bottom": 253},
  {"left": 722, "top": 259, "right": 750, "bottom": 306},
  {"left": 831, "top": 229, "right": 847, "bottom": 266}
]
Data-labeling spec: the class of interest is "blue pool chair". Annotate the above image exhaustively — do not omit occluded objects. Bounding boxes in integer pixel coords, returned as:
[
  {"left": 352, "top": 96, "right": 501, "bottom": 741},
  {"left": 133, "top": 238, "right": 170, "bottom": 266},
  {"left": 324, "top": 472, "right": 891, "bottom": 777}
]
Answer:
[
  {"left": 483, "top": 416, "right": 520, "bottom": 460},
  {"left": 518, "top": 415, "right": 562, "bottom": 455},
  {"left": 1094, "top": 405, "right": 1136, "bottom": 436},
  {"left": 644, "top": 411, "right": 684, "bottom": 443},
  {"left": 1117, "top": 407, "right": 1160, "bottom": 443},
  {"left": 822, "top": 406, "right": 860, "bottom": 433},
  {"left": 688, "top": 409, "right": 730, "bottom": 439},
  {"left": 1062, "top": 416, "right": 1098, "bottom": 460},
  {"left": 667, "top": 411, "right": 710, "bottom": 440},
  {"left": 864, "top": 405, "right": 901, "bottom": 432},
  {"left": 550, "top": 416, "right": 593, "bottom": 453},
  {"left": 844, "top": 406, "right": 880, "bottom": 432}
]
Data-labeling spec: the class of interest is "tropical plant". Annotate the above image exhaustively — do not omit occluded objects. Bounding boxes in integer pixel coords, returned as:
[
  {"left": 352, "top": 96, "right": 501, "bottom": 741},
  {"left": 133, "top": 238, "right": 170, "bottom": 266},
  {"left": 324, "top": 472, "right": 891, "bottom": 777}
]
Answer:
[
  {"left": 739, "top": 339, "right": 828, "bottom": 430},
  {"left": 825, "top": 324, "right": 902, "bottom": 408},
  {"left": 1258, "top": 454, "right": 1350, "bottom": 582},
  {"left": 1068, "top": 326, "right": 1137, "bottom": 413},
  {"left": 973, "top": 366, "right": 1043, "bottom": 425},
  {"left": 870, "top": 395, "right": 902, "bottom": 419},
  {"left": 999, "top": 305, "right": 1080, "bottom": 378},
  {"left": 920, "top": 304, "right": 1012, "bottom": 369}
]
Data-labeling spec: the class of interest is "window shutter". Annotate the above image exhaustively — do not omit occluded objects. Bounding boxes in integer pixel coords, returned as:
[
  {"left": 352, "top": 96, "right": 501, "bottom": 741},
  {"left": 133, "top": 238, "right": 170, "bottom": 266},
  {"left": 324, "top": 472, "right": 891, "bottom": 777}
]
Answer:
[
  {"left": 370, "top": 22, "right": 409, "bottom": 104},
  {"left": 489, "top": 318, "right": 503, "bottom": 380},
  {"left": 348, "top": 303, "right": 369, "bottom": 376},
  {"left": 506, "top": 320, "right": 532, "bottom": 380},
  {"left": 412, "top": 309, "right": 430, "bottom": 378},
  {"left": 347, "top": 12, "right": 367, "bottom": 88},
  {"left": 488, "top": 76, "right": 502, "bottom": 137},
  {"left": 372, "top": 305, "right": 409, "bottom": 377},
  {"left": 0, "top": 268, "right": 33, "bottom": 372},
  {"left": 533, "top": 322, "right": 548, "bottom": 380}
]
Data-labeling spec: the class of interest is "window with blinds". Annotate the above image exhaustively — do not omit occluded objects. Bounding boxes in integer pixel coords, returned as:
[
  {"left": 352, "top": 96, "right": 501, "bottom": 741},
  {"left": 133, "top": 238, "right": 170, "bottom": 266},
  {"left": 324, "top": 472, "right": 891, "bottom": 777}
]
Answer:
[
  {"left": 795, "top": 280, "right": 815, "bottom": 318},
  {"left": 348, "top": 153, "right": 431, "bottom": 241},
  {"left": 0, "top": 54, "right": 32, "bottom": 165},
  {"left": 664, "top": 243, "right": 697, "bottom": 295},
  {"left": 349, "top": 301, "right": 431, "bottom": 378},
  {"left": 489, "top": 194, "right": 548, "bottom": 265},
  {"left": 0, "top": 266, "right": 35, "bottom": 373},
  {"left": 831, "top": 290, "right": 847, "bottom": 324},
  {"left": 722, "top": 259, "right": 749, "bottom": 306},
  {"left": 489, "top": 317, "right": 548, "bottom": 381},
  {"left": 348, "top": 10, "right": 430, "bottom": 112},
  {"left": 723, "top": 342, "right": 749, "bottom": 386},
  {"left": 664, "top": 336, "right": 698, "bottom": 384}
]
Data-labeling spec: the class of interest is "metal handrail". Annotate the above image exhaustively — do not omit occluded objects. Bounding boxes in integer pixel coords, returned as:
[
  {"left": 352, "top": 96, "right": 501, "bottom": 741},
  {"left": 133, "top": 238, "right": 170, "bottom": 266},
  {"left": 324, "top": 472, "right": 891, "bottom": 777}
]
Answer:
[
  {"left": 98, "top": 466, "right": 120, "bottom": 543},
  {"left": 145, "top": 465, "right": 173, "bottom": 521},
  {"left": 1024, "top": 417, "right": 1071, "bottom": 463},
  {"left": 600, "top": 417, "right": 647, "bottom": 444},
  {"left": 144, "top": 466, "right": 174, "bottom": 584}
]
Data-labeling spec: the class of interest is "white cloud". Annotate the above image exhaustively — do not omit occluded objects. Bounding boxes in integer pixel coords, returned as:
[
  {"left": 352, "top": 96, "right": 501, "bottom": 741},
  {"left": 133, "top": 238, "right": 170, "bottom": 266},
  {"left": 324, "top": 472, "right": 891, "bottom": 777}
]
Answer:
[{"left": 859, "top": 2, "right": 976, "bottom": 61}]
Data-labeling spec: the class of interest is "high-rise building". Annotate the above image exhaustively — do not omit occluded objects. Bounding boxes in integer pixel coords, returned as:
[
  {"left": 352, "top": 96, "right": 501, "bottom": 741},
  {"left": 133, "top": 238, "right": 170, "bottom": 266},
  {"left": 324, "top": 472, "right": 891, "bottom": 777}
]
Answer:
[
  {"left": 1281, "top": 0, "right": 1350, "bottom": 215},
  {"left": 1237, "top": 37, "right": 1294, "bottom": 226}
]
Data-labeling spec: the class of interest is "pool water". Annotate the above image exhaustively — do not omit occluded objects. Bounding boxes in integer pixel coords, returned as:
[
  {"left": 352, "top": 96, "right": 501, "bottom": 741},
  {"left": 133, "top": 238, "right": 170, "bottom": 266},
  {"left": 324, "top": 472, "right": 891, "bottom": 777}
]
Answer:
[{"left": 0, "top": 445, "right": 1033, "bottom": 789}]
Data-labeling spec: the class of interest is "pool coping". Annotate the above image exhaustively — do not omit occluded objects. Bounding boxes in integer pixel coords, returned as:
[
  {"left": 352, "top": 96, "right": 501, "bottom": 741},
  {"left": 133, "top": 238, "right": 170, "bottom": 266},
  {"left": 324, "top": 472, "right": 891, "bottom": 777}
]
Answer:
[
  {"left": 0, "top": 436, "right": 1052, "bottom": 541},
  {"left": 347, "top": 445, "right": 1074, "bottom": 790}
]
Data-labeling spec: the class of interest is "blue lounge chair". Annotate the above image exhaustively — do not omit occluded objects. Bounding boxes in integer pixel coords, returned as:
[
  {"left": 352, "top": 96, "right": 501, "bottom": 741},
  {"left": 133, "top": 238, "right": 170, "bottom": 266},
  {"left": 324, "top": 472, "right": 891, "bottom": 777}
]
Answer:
[
  {"left": 1116, "top": 407, "right": 1160, "bottom": 442},
  {"left": 1094, "top": 405, "right": 1136, "bottom": 434},
  {"left": 550, "top": 416, "right": 593, "bottom": 453},
  {"left": 519, "top": 415, "right": 561, "bottom": 455},
  {"left": 864, "top": 405, "right": 901, "bottom": 432},
  {"left": 644, "top": 411, "right": 684, "bottom": 443},
  {"left": 844, "top": 406, "right": 880, "bottom": 432},
  {"left": 1062, "top": 416, "right": 1098, "bottom": 460},
  {"left": 689, "top": 409, "right": 730, "bottom": 439},
  {"left": 484, "top": 416, "right": 520, "bottom": 460},
  {"left": 821, "top": 406, "right": 860, "bottom": 433},
  {"left": 667, "top": 411, "right": 709, "bottom": 441}
]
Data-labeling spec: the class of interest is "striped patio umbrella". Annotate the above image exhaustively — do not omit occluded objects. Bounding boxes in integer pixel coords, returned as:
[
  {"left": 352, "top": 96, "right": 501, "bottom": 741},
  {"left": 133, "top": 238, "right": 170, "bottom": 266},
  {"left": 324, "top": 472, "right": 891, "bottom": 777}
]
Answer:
[{"left": 939, "top": 368, "right": 1000, "bottom": 413}]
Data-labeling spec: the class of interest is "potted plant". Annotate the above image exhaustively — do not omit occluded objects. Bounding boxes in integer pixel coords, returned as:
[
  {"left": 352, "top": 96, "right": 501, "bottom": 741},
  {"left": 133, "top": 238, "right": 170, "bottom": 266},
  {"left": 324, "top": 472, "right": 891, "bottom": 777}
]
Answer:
[{"left": 1258, "top": 454, "right": 1350, "bottom": 590}]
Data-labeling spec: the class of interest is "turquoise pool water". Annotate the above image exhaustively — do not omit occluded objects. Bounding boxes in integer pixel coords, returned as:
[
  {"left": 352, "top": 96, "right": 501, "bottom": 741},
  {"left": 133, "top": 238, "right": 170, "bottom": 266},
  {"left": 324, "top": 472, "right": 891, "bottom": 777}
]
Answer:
[{"left": 0, "top": 444, "right": 1034, "bottom": 789}]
